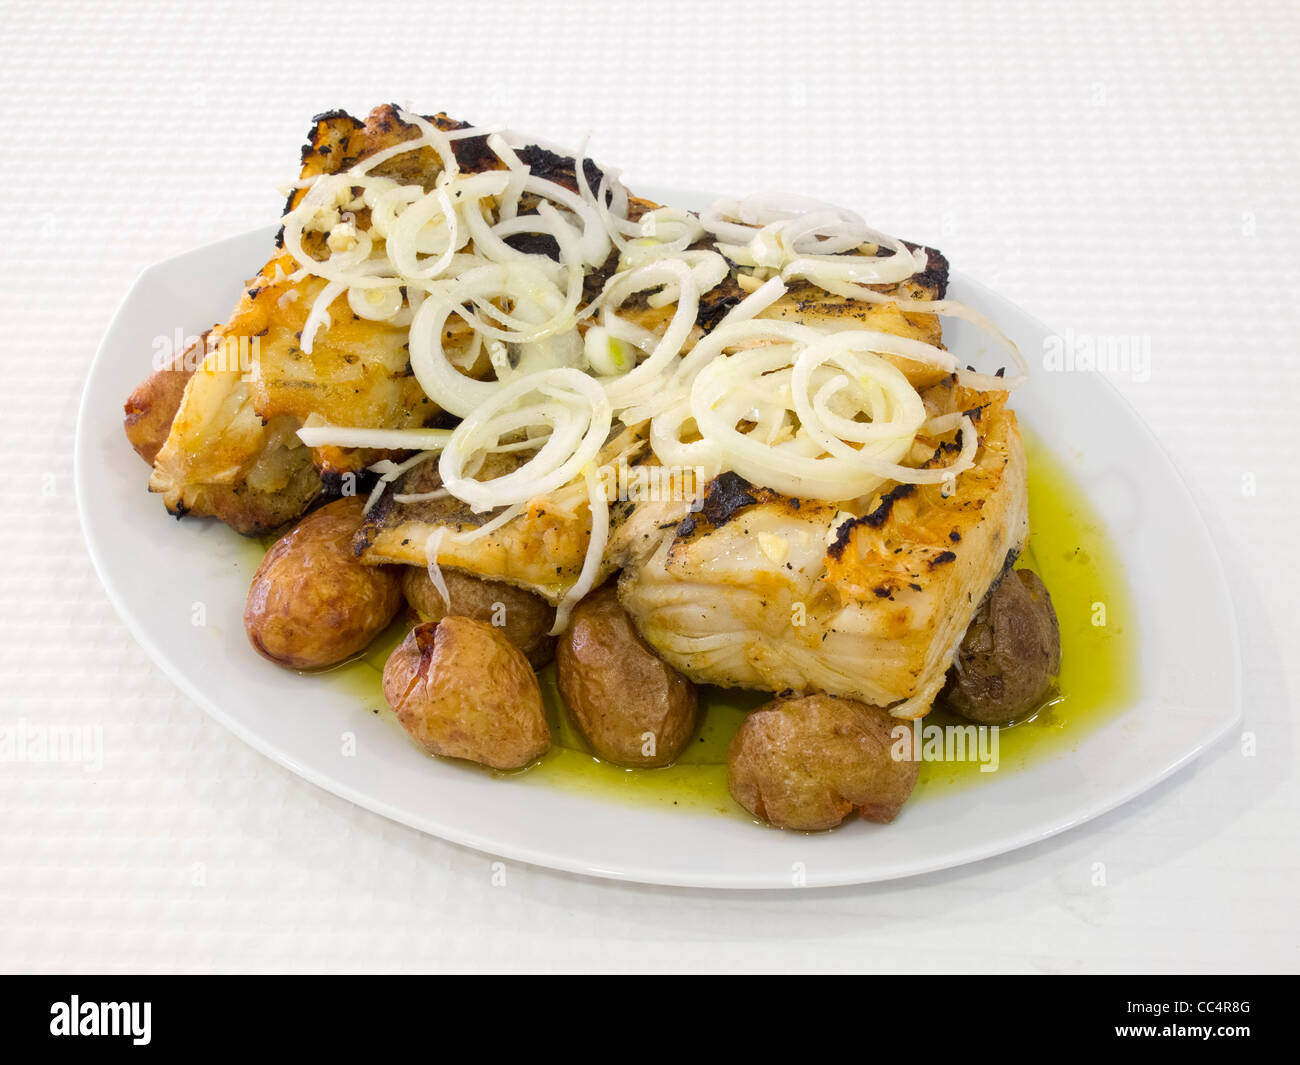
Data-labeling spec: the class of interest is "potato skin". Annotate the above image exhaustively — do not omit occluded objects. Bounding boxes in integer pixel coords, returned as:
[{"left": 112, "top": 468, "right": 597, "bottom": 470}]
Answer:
[
  {"left": 123, "top": 337, "right": 201, "bottom": 465},
  {"left": 382, "top": 617, "right": 550, "bottom": 770},
  {"left": 944, "top": 568, "right": 1061, "bottom": 725},
  {"left": 244, "top": 496, "right": 403, "bottom": 669},
  {"left": 727, "top": 694, "right": 918, "bottom": 831},
  {"left": 402, "top": 567, "right": 556, "bottom": 669},
  {"left": 556, "top": 585, "right": 698, "bottom": 767}
]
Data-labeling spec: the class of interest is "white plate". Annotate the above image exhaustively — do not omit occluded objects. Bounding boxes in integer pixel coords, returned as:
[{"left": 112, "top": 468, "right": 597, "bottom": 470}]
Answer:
[{"left": 76, "top": 201, "right": 1242, "bottom": 889}]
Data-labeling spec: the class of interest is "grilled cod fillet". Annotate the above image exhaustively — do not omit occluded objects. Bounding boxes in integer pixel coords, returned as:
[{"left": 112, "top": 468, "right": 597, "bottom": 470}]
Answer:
[{"left": 616, "top": 383, "right": 1027, "bottom": 716}]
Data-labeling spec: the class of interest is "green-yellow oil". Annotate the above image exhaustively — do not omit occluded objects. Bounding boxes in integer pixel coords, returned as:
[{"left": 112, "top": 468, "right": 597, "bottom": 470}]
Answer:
[
  {"left": 522, "top": 671, "right": 765, "bottom": 815},
  {"left": 909, "top": 432, "right": 1138, "bottom": 797},
  {"left": 249, "top": 431, "right": 1137, "bottom": 818}
]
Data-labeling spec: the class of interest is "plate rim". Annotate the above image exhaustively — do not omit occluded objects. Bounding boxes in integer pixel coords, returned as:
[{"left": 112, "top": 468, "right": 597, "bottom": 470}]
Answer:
[{"left": 75, "top": 222, "right": 1244, "bottom": 890}]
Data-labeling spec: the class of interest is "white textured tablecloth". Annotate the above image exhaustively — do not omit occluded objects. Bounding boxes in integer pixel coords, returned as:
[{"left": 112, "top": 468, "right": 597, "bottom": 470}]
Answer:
[{"left": 2, "top": 0, "right": 1296, "bottom": 973}]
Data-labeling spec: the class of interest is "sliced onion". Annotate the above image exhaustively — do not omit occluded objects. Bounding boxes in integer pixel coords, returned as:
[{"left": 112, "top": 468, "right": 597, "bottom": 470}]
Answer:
[
  {"left": 348, "top": 284, "right": 403, "bottom": 321},
  {"left": 596, "top": 259, "right": 700, "bottom": 408},
  {"left": 689, "top": 331, "right": 976, "bottom": 500},
  {"left": 438, "top": 367, "right": 612, "bottom": 512},
  {"left": 712, "top": 275, "right": 786, "bottom": 330},
  {"left": 296, "top": 425, "right": 453, "bottom": 450},
  {"left": 551, "top": 462, "right": 610, "bottom": 634},
  {"left": 423, "top": 527, "right": 451, "bottom": 610},
  {"left": 300, "top": 280, "right": 345, "bottom": 354}
]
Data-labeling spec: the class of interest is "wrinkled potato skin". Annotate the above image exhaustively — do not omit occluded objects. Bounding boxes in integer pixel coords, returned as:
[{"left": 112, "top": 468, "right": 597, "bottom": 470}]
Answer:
[
  {"left": 402, "top": 567, "right": 556, "bottom": 668},
  {"left": 727, "top": 694, "right": 918, "bottom": 831},
  {"left": 382, "top": 617, "right": 550, "bottom": 769},
  {"left": 556, "top": 585, "right": 698, "bottom": 767},
  {"left": 244, "top": 496, "right": 403, "bottom": 669},
  {"left": 945, "top": 568, "right": 1061, "bottom": 725}
]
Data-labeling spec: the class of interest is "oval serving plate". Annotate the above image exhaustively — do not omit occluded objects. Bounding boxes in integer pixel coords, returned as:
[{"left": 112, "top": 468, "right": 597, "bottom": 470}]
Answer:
[{"left": 76, "top": 192, "right": 1241, "bottom": 888}]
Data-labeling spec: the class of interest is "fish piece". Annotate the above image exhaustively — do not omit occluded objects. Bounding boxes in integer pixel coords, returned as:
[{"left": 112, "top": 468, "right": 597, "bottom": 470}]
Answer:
[
  {"left": 356, "top": 428, "right": 652, "bottom": 603},
  {"left": 616, "top": 383, "right": 1028, "bottom": 717},
  {"left": 142, "top": 105, "right": 496, "bottom": 533}
]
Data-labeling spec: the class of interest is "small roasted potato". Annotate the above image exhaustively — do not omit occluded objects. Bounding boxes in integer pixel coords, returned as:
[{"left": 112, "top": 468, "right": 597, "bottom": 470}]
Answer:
[
  {"left": 556, "top": 585, "right": 698, "bottom": 767},
  {"left": 944, "top": 568, "right": 1061, "bottom": 725},
  {"left": 382, "top": 617, "right": 550, "bottom": 770},
  {"left": 244, "top": 496, "right": 403, "bottom": 669},
  {"left": 402, "top": 567, "right": 556, "bottom": 668},
  {"left": 727, "top": 694, "right": 918, "bottom": 831}
]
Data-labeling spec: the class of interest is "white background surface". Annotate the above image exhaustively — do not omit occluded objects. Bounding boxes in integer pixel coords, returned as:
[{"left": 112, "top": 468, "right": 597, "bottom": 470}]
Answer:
[{"left": 1, "top": 0, "right": 1295, "bottom": 973}]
